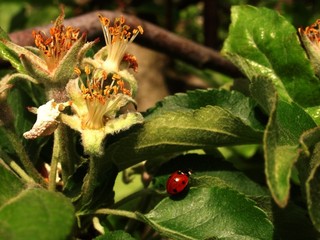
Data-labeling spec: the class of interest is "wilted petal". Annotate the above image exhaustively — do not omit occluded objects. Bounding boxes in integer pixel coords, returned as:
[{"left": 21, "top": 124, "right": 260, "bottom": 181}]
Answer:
[{"left": 23, "top": 99, "right": 71, "bottom": 139}]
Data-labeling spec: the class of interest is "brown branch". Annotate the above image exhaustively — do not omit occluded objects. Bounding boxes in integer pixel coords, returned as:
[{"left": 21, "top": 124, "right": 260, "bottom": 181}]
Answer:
[{"left": 8, "top": 10, "right": 241, "bottom": 78}]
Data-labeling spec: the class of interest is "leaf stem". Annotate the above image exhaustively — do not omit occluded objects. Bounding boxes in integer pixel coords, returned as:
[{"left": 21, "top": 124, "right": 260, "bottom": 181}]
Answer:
[
  {"left": 9, "top": 160, "right": 35, "bottom": 183},
  {"left": 94, "top": 208, "right": 140, "bottom": 221},
  {"left": 6, "top": 129, "right": 47, "bottom": 187}
]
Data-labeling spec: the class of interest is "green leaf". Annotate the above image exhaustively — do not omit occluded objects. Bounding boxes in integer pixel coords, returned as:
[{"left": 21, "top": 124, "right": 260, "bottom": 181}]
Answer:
[
  {"left": 152, "top": 154, "right": 268, "bottom": 197},
  {"left": 95, "top": 230, "right": 136, "bottom": 240},
  {"left": 0, "top": 188, "right": 75, "bottom": 240},
  {"left": 7, "top": 81, "right": 37, "bottom": 136},
  {"left": 250, "top": 76, "right": 317, "bottom": 207},
  {"left": 139, "top": 186, "right": 274, "bottom": 240},
  {"left": 107, "top": 105, "right": 263, "bottom": 170},
  {"left": 0, "top": 126, "right": 15, "bottom": 155},
  {"left": 107, "top": 89, "right": 263, "bottom": 170},
  {"left": 0, "top": 160, "right": 25, "bottom": 206},
  {"left": 63, "top": 161, "right": 88, "bottom": 203},
  {"left": 222, "top": 5, "right": 320, "bottom": 107},
  {"left": 296, "top": 127, "right": 320, "bottom": 231},
  {"left": 146, "top": 89, "right": 263, "bottom": 130},
  {"left": 250, "top": 77, "right": 277, "bottom": 115},
  {"left": 0, "top": 27, "right": 24, "bottom": 73},
  {"left": 305, "top": 106, "right": 320, "bottom": 125},
  {"left": 6, "top": 80, "right": 48, "bottom": 165},
  {"left": 77, "top": 159, "right": 118, "bottom": 212},
  {"left": 264, "top": 99, "right": 317, "bottom": 207}
]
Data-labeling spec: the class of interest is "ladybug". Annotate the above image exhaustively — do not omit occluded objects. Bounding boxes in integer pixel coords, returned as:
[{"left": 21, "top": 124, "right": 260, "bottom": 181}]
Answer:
[{"left": 166, "top": 170, "right": 191, "bottom": 195}]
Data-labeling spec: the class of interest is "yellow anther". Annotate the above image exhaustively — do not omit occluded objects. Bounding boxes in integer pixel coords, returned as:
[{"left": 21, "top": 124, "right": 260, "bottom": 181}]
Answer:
[
  {"left": 74, "top": 67, "right": 81, "bottom": 76},
  {"left": 85, "top": 65, "right": 91, "bottom": 75}
]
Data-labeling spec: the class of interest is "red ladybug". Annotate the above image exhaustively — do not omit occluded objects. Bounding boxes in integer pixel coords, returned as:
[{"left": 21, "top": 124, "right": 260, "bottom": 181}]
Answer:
[{"left": 166, "top": 170, "right": 191, "bottom": 195}]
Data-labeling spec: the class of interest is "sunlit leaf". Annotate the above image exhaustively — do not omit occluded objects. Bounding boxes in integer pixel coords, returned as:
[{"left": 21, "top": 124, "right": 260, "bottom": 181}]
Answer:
[
  {"left": 106, "top": 89, "right": 264, "bottom": 170},
  {"left": 264, "top": 100, "right": 316, "bottom": 207},
  {"left": 223, "top": 5, "right": 320, "bottom": 107}
]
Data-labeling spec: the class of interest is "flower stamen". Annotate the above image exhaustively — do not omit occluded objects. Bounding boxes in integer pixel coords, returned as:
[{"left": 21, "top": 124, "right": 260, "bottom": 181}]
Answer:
[
  {"left": 33, "top": 9, "right": 80, "bottom": 72},
  {"left": 78, "top": 67, "right": 132, "bottom": 129},
  {"left": 98, "top": 14, "right": 143, "bottom": 72},
  {"left": 299, "top": 19, "right": 320, "bottom": 47}
]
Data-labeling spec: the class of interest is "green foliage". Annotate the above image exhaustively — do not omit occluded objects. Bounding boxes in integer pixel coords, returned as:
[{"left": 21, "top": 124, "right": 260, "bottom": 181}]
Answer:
[
  {"left": 106, "top": 89, "right": 263, "bottom": 170},
  {"left": 0, "top": 2, "right": 320, "bottom": 239},
  {"left": 0, "top": 163, "right": 74, "bottom": 239},
  {"left": 0, "top": 189, "right": 75, "bottom": 240},
  {"left": 0, "top": 160, "right": 25, "bottom": 206},
  {"left": 223, "top": 5, "right": 320, "bottom": 108},
  {"left": 139, "top": 186, "right": 274, "bottom": 240},
  {"left": 95, "top": 231, "right": 136, "bottom": 240}
]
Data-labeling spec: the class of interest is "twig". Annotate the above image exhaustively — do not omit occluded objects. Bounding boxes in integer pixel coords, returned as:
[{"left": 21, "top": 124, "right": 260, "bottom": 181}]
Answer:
[{"left": 8, "top": 10, "right": 241, "bottom": 78}]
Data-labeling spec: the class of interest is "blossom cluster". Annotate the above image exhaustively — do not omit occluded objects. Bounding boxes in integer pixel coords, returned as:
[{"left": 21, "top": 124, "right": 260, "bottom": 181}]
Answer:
[{"left": 0, "top": 10, "right": 144, "bottom": 155}]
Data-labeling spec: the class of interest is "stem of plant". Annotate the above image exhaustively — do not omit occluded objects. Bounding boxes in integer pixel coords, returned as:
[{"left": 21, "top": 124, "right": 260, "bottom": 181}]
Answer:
[
  {"left": 48, "top": 152, "right": 59, "bottom": 191},
  {"left": 6, "top": 128, "right": 47, "bottom": 187},
  {"left": 79, "top": 153, "right": 118, "bottom": 210},
  {"left": 49, "top": 124, "right": 75, "bottom": 191},
  {"left": 81, "top": 154, "right": 101, "bottom": 206},
  {"left": 94, "top": 208, "right": 140, "bottom": 221},
  {"left": 9, "top": 160, "right": 35, "bottom": 183}
]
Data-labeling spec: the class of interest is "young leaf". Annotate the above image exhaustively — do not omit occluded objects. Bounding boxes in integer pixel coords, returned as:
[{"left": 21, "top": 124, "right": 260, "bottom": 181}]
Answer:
[
  {"left": 0, "top": 27, "right": 25, "bottom": 73},
  {"left": 222, "top": 5, "right": 320, "bottom": 107},
  {"left": 0, "top": 188, "right": 75, "bottom": 240},
  {"left": 250, "top": 76, "right": 317, "bottom": 207},
  {"left": 6, "top": 80, "right": 48, "bottom": 165},
  {"left": 296, "top": 127, "right": 320, "bottom": 231},
  {"left": 138, "top": 187, "right": 274, "bottom": 240},
  {"left": 264, "top": 100, "right": 317, "bottom": 207},
  {"left": 146, "top": 89, "right": 264, "bottom": 130}
]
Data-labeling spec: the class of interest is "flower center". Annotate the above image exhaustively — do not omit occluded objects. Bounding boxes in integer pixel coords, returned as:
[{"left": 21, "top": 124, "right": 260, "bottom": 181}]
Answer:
[
  {"left": 78, "top": 66, "right": 131, "bottom": 129},
  {"left": 98, "top": 15, "right": 143, "bottom": 72},
  {"left": 300, "top": 19, "right": 320, "bottom": 46},
  {"left": 33, "top": 10, "right": 80, "bottom": 72}
]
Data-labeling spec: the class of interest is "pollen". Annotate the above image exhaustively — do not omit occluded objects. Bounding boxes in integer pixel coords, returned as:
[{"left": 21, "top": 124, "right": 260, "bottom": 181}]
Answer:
[
  {"left": 78, "top": 69, "right": 133, "bottom": 129},
  {"left": 98, "top": 14, "right": 143, "bottom": 72},
  {"left": 80, "top": 68, "right": 132, "bottom": 103},
  {"left": 122, "top": 54, "right": 139, "bottom": 72},
  {"left": 33, "top": 9, "right": 80, "bottom": 72},
  {"left": 299, "top": 19, "right": 320, "bottom": 46}
]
